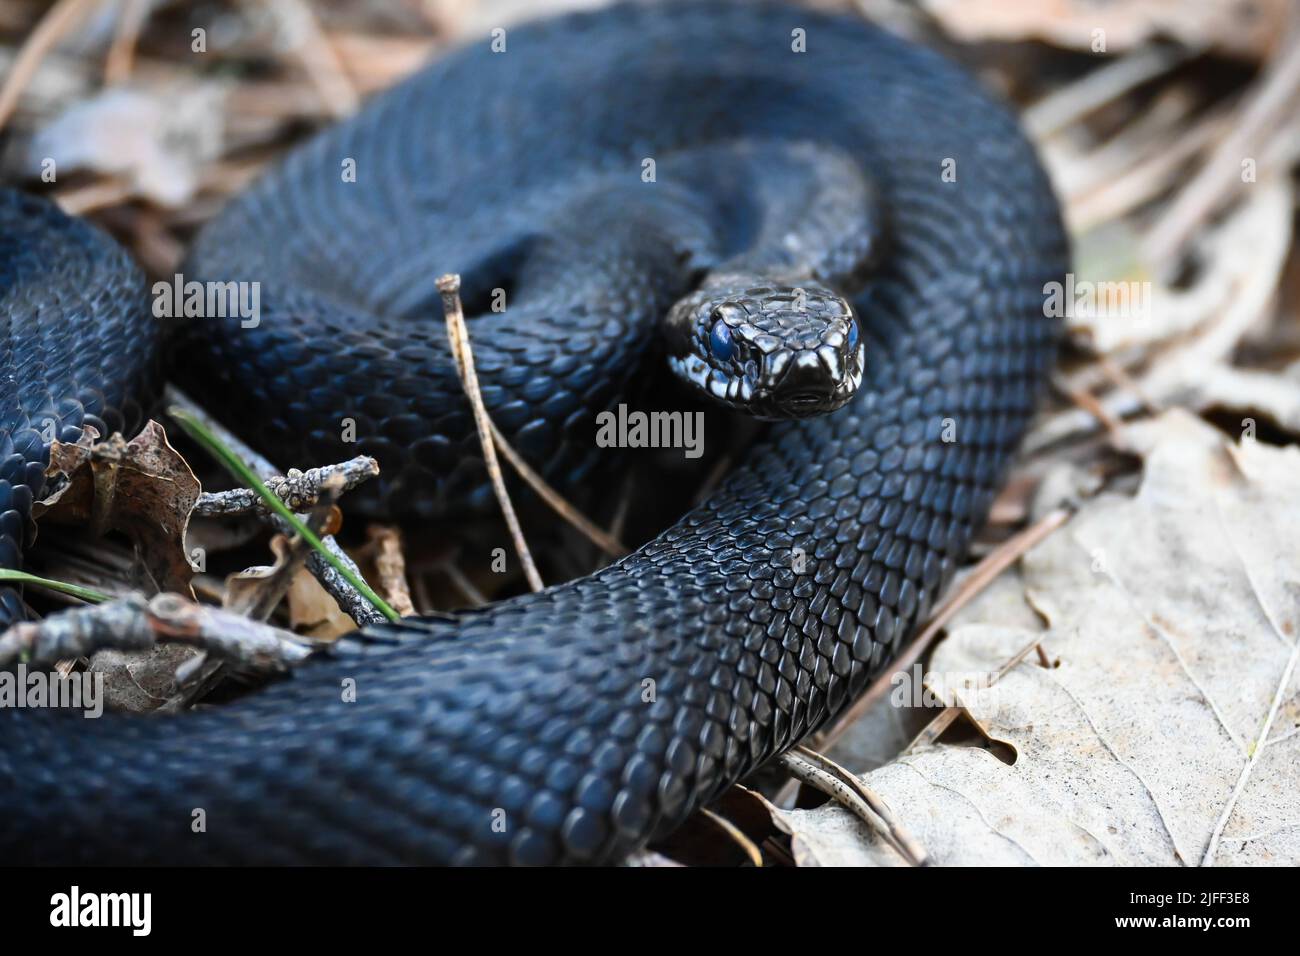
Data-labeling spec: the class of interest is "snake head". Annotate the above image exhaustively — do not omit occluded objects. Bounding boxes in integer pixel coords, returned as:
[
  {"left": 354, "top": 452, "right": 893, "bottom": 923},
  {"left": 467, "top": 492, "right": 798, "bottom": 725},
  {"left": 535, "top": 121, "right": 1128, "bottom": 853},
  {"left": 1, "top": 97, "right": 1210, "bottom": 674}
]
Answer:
[{"left": 665, "top": 281, "right": 864, "bottom": 420}]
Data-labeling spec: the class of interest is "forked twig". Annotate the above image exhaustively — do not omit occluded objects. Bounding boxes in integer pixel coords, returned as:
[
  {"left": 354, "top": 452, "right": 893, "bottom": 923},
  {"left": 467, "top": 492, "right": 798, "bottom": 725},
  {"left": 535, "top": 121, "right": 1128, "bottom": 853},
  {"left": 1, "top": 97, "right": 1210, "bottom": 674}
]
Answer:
[
  {"left": 165, "top": 386, "right": 390, "bottom": 625},
  {"left": 437, "top": 274, "right": 544, "bottom": 592},
  {"left": 195, "top": 456, "right": 378, "bottom": 516},
  {"left": 488, "top": 420, "right": 628, "bottom": 558}
]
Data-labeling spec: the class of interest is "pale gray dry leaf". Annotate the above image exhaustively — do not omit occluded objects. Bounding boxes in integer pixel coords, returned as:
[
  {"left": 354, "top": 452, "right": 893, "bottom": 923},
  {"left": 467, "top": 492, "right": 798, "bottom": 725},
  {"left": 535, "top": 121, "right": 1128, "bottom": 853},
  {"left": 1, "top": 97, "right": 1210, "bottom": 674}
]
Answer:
[
  {"left": 1069, "top": 177, "right": 1290, "bottom": 357},
  {"left": 824, "top": 567, "right": 1047, "bottom": 774},
  {"left": 922, "top": 0, "right": 1289, "bottom": 61},
  {"left": 452, "top": 0, "right": 608, "bottom": 35},
  {"left": 27, "top": 81, "right": 227, "bottom": 206},
  {"left": 787, "top": 410, "right": 1300, "bottom": 866}
]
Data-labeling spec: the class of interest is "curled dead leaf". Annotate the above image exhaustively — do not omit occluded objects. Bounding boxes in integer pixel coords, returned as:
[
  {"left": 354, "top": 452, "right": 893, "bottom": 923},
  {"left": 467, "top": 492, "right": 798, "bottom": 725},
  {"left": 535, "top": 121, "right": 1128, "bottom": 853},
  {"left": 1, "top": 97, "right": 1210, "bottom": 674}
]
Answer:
[{"left": 38, "top": 420, "right": 200, "bottom": 600}]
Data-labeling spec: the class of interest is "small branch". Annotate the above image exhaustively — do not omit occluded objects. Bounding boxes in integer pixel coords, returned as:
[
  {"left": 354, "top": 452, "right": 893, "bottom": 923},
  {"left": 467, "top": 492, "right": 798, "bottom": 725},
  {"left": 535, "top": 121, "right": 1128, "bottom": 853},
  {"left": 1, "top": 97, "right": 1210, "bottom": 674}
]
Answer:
[
  {"left": 437, "top": 273, "right": 544, "bottom": 592},
  {"left": 170, "top": 406, "right": 400, "bottom": 621},
  {"left": 227, "top": 473, "right": 345, "bottom": 621},
  {"left": 1143, "top": 11, "right": 1300, "bottom": 265},
  {"left": 778, "top": 746, "right": 929, "bottom": 866},
  {"left": 165, "top": 386, "right": 395, "bottom": 626},
  {"left": 104, "top": 0, "right": 150, "bottom": 85},
  {"left": 0, "top": 593, "right": 314, "bottom": 675},
  {"left": 488, "top": 420, "right": 628, "bottom": 558},
  {"left": 297, "top": 532, "right": 388, "bottom": 626},
  {"left": 255, "top": 0, "right": 360, "bottom": 118},
  {"left": 902, "top": 630, "right": 1051, "bottom": 753},
  {"left": 1023, "top": 44, "right": 1194, "bottom": 141},
  {"left": 367, "top": 526, "right": 416, "bottom": 617},
  {"left": 0, "top": 0, "right": 98, "bottom": 133},
  {"left": 195, "top": 456, "right": 378, "bottom": 516}
]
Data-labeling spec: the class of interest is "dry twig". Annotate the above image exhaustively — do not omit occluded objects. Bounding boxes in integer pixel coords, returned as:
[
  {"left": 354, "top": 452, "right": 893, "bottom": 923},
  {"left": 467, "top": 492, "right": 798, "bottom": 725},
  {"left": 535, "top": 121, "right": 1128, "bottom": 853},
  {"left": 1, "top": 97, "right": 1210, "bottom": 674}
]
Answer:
[
  {"left": 226, "top": 473, "right": 346, "bottom": 622},
  {"left": 195, "top": 456, "right": 378, "bottom": 517},
  {"left": 778, "top": 745, "right": 929, "bottom": 866},
  {"left": 0, "top": 0, "right": 97, "bottom": 132},
  {"left": 366, "top": 525, "right": 417, "bottom": 617},
  {"left": 437, "top": 273, "right": 544, "bottom": 592},
  {"left": 0, "top": 592, "right": 313, "bottom": 675},
  {"left": 165, "top": 386, "right": 387, "bottom": 626}
]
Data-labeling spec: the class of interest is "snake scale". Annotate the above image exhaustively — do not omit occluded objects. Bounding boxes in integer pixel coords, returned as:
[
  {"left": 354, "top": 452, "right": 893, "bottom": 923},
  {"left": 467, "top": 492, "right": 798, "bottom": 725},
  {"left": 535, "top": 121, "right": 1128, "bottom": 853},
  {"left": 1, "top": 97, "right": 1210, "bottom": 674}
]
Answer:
[{"left": 0, "top": 1, "right": 1066, "bottom": 864}]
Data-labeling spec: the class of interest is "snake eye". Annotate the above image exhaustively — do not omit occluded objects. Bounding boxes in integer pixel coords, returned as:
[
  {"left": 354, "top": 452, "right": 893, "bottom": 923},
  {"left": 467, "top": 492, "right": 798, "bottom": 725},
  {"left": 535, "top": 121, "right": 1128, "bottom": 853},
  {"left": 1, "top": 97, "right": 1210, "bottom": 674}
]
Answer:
[
  {"left": 709, "top": 319, "right": 735, "bottom": 363},
  {"left": 846, "top": 319, "right": 859, "bottom": 350}
]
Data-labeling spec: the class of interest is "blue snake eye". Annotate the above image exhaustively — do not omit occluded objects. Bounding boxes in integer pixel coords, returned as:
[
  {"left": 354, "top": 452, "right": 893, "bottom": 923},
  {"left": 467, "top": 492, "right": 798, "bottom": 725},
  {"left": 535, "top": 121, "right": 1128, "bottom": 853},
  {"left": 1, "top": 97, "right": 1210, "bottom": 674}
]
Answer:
[
  {"left": 846, "top": 319, "right": 859, "bottom": 349},
  {"left": 709, "top": 320, "right": 734, "bottom": 362}
]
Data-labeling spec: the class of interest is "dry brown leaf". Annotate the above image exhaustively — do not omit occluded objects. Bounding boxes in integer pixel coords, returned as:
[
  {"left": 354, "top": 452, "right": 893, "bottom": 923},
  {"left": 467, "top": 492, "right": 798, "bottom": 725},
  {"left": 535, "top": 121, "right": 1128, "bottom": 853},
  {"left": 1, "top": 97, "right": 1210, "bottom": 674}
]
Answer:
[
  {"left": 286, "top": 564, "right": 356, "bottom": 639},
  {"left": 38, "top": 419, "right": 200, "bottom": 600}
]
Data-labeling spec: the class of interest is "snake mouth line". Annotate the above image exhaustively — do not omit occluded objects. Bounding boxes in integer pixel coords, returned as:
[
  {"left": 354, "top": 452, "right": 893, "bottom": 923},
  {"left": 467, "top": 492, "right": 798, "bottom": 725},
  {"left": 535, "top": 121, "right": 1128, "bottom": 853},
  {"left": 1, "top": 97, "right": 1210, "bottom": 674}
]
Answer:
[{"left": 669, "top": 339, "right": 865, "bottom": 419}]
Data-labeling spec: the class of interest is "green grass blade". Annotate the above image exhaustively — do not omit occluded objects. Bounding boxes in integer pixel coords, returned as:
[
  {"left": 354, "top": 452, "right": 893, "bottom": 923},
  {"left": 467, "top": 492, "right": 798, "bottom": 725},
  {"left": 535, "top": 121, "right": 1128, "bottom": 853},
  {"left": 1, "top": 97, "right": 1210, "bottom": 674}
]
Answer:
[
  {"left": 167, "top": 407, "right": 401, "bottom": 622},
  {"left": 0, "top": 569, "right": 110, "bottom": 604}
]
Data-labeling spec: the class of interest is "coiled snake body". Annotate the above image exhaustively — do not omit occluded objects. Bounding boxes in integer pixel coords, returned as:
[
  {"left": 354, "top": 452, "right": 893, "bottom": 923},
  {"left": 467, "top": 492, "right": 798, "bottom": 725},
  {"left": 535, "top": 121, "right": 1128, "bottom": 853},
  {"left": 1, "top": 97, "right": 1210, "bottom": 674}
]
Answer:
[{"left": 0, "top": 2, "right": 1066, "bottom": 864}]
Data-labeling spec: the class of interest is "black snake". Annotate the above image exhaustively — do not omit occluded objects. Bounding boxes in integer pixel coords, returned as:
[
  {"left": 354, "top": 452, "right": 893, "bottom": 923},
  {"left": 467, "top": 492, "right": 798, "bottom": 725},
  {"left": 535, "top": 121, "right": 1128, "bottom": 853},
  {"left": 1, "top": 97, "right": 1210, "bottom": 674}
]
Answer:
[{"left": 0, "top": 1, "right": 1066, "bottom": 864}]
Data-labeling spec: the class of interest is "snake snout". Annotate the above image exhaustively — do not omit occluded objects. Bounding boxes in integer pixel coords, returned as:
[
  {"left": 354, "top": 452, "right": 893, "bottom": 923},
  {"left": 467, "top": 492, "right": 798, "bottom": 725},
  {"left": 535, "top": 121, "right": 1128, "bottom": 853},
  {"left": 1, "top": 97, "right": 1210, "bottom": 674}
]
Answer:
[{"left": 768, "top": 347, "right": 856, "bottom": 418}]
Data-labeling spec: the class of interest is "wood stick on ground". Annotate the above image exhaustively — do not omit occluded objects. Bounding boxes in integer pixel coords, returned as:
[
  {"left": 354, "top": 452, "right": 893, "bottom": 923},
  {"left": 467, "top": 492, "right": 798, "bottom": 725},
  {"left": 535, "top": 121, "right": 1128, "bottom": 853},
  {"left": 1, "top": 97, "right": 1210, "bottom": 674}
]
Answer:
[
  {"left": 488, "top": 420, "right": 628, "bottom": 558},
  {"left": 0, "top": 0, "right": 98, "bottom": 133},
  {"left": 1024, "top": 43, "right": 1195, "bottom": 141},
  {"left": 1143, "top": 13, "right": 1300, "bottom": 265},
  {"left": 0, "top": 592, "right": 313, "bottom": 675},
  {"left": 778, "top": 746, "right": 929, "bottom": 866},
  {"left": 104, "top": 0, "right": 151, "bottom": 85},
  {"left": 226, "top": 473, "right": 346, "bottom": 622},
  {"left": 195, "top": 456, "right": 379, "bottom": 517},
  {"left": 256, "top": 0, "right": 360, "bottom": 119},
  {"left": 902, "top": 628, "right": 1052, "bottom": 753},
  {"left": 54, "top": 177, "right": 137, "bottom": 217},
  {"left": 437, "top": 273, "right": 544, "bottom": 592},
  {"left": 367, "top": 525, "right": 416, "bottom": 617},
  {"left": 165, "top": 385, "right": 386, "bottom": 626},
  {"left": 295, "top": 530, "right": 386, "bottom": 626}
]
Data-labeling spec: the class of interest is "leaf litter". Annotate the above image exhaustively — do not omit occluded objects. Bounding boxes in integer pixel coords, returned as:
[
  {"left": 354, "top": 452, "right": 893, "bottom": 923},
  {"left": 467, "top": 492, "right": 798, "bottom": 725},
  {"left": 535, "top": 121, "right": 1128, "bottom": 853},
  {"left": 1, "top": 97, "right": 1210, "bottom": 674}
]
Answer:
[{"left": 1, "top": 0, "right": 1299, "bottom": 865}]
